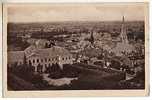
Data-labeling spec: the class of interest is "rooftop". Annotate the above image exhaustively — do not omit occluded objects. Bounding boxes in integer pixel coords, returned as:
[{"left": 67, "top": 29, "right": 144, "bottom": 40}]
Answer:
[{"left": 27, "top": 46, "right": 71, "bottom": 58}]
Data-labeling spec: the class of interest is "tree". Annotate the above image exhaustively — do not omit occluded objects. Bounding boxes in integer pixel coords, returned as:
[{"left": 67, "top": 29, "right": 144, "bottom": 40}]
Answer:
[
  {"left": 51, "top": 63, "right": 61, "bottom": 72},
  {"left": 28, "top": 60, "right": 35, "bottom": 72},
  {"left": 23, "top": 53, "right": 27, "bottom": 66},
  {"left": 37, "top": 63, "right": 43, "bottom": 73},
  {"left": 45, "top": 43, "right": 49, "bottom": 48},
  {"left": 45, "top": 64, "right": 51, "bottom": 73},
  {"left": 48, "top": 63, "right": 63, "bottom": 79},
  {"left": 22, "top": 40, "right": 30, "bottom": 50},
  {"left": 90, "top": 32, "right": 94, "bottom": 45}
]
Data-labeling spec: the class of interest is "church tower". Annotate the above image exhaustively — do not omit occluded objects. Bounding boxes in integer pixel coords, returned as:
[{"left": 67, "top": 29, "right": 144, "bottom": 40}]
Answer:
[
  {"left": 110, "top": 16, "right": 134, "bottom": 56},
  {"left": 90, "top": 31, "right": 94, "bottom": 45},
  {"left": 120, "top": 16, "right": 128, "bottom": 44}
]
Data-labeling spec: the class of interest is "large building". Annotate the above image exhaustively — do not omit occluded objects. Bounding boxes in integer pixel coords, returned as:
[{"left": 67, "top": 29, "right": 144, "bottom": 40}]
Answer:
[
  {"left": 109, "top": 16, "right": 134, "bottom": 56},
  {"left": 26, "top": 46, "right": 73, "bottom": 72},
  {"left": 8, "top": 40, "right": 73, "bottom": 72}
]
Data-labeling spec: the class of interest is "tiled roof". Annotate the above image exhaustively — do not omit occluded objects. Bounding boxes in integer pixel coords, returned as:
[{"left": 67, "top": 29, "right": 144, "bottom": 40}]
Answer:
[
  {"left": 27, "top": 46, "right": 71, "bottom": 58},
  {"left": 24, "top": 45, "right": 37, "bottom": 56},
  {"left": 8, "top": 45, "right": 71, "bottom": 63}
]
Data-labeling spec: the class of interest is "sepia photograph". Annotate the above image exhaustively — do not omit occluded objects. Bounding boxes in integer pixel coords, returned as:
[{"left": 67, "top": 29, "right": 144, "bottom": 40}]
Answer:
[{"left": 3, "top": 2, "right": 149, "bottom": 97}]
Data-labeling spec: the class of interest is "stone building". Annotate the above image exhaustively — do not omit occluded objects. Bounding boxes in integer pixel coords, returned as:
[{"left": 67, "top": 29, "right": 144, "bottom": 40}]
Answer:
[
  {"left": 8, "top": 44, "right": 73, "bottom": 72},
  {"left": 110, "top": 16, "right": 134, "bottom": 56},
  {"left": 26, "top": 46, "right": 73, "bottom": 72}
]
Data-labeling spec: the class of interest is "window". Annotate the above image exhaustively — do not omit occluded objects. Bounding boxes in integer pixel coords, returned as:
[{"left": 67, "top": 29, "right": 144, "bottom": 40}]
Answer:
[
  {"left": 41, "top": 59, "right": 43, "bottom": 62},
  {"left": 33, "top": 59, "right": 35, "bottom": 63},
  {"left": 69, "top": 56, "right": 71, "bottom": 59},
  {"left": 62, "top": 58, "right": 64, "bottom": 60},
  {"left": 49, "top": 58, "right": 50, "bottom": 61},
  {"left": 37, "top": 59, "right": 39, "bottom": 63},
  {"left": 45, "top": 58, "right": 47, "bottom": 62},
  {"left": 28, "top": 60, "right": 31, "bottom": 64}
]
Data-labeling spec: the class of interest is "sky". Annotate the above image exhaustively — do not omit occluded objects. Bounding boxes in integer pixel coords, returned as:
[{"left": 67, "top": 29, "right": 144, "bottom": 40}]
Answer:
[{"left": 7, "top": 3, "right": 146, "bottom": 23}]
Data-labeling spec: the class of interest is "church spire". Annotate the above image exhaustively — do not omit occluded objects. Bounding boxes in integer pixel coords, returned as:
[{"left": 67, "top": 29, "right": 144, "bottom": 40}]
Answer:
[
  {"left": 120, "top": 16, "right": 128, "bottom": 44},
  {"left": 123, "top": 15, "right": 125, "bottom": 23},
  {"left": 90, "top": 31, "right": 94, "bottom": 45}
]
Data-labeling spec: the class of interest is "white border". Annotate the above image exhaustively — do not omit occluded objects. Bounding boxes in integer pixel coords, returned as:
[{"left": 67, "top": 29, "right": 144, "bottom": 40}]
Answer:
[
  {"left": 0, "top": 0, "right": 151, "bottom": 99},
  {"left": 0, "top": 2, "right": 2, "bottom": 98}
]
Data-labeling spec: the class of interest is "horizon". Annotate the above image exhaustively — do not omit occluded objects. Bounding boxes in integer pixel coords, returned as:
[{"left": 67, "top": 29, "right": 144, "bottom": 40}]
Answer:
[{"left": 8, "top": 20, "right": 144, "bottom": 24}]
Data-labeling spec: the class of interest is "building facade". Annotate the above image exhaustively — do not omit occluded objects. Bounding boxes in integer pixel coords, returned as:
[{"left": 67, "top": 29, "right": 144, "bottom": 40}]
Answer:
[{"left": 26, "top": 46, "right": 73, "bottom": 72}]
